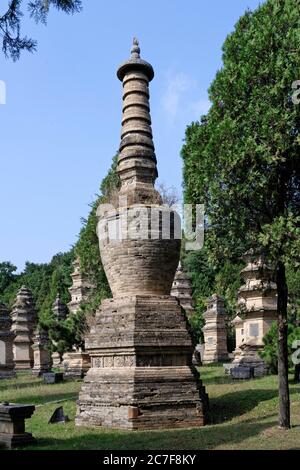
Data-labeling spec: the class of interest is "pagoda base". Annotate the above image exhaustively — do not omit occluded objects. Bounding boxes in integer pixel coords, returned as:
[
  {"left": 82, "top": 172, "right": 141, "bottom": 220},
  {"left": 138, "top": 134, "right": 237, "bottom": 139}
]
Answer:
[
  {"left": 76, "top": 295, "right": 208, "bottom": 430},
  {"left": 232, "top": 344, "right": 268, "bottom": 376}
]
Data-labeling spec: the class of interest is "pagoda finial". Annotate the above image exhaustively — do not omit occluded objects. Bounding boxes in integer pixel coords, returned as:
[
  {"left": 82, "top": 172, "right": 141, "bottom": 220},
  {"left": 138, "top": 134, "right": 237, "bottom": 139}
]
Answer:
[{"left": 131, "top": 37, "right": 140, "bottom": 58}]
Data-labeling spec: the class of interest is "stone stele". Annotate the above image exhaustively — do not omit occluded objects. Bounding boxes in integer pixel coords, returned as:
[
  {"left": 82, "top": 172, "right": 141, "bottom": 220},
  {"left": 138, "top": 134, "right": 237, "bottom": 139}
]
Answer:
[
  {"left": 0, "top": 303, "right": 15, "bottom": 379},
  {"left": 76, "top": 38, "right": 208, "bottom": 430}
]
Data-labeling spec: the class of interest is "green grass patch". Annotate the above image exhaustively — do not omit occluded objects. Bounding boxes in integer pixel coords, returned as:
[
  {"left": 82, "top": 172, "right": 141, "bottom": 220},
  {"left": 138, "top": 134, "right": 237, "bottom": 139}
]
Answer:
[{"left": 0, "top": 366, "right": 299, "bottom": 450}]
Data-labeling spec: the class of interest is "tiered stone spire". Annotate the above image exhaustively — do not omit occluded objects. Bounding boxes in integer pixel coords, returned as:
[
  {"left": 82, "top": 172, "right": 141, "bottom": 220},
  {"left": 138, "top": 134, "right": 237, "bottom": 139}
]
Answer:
[
  {"left": 11, "top": 286, "right": 36, "bottom": 370},
  {"left": 76, "top": 39, "right": 208, "bottom": 430},
  {"left": 171, "top": 263, "right": 195, "bottom": 318},
  {"left": 232, "top": 250, "right": 277, "bottom": 374},
  {"left": 68, "top": 258, "right": 93, "bottom": 314},
  {"left": 0, "top": 303, "right": 15, "bottom": 378},
  {"left": 117, "top": 38, "right": 161, "bottom": 206},
  {"left": 52, "top": 293, "right": 67, "bottom": 321}
]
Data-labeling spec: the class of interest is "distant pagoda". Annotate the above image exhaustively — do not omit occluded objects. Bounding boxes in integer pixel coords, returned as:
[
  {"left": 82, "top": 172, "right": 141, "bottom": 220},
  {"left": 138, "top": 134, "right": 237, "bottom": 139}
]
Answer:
[
  {"left": 232, "top": 250, "right": 277, "bottom": 374},
  {"left": 11, "top": 286, "right": 36, "bottom": 370},
  {"left": 0, "top": 303, "right": 15, "bottom": 379},
  {"left": 52, "top": 293, "right": 67, "bottom": 321},
  {"left": 68, "top": 258, "right": 93, "bottom": 314},
  {"left": 171, "top": 263, "right": 195, "bottom": 318}
]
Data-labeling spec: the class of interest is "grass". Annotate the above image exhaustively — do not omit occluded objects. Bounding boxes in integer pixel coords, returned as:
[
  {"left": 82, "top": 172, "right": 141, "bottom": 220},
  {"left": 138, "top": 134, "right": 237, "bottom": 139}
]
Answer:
[{"left": 0, "top": 366, "right": 300, "bottom": 450}]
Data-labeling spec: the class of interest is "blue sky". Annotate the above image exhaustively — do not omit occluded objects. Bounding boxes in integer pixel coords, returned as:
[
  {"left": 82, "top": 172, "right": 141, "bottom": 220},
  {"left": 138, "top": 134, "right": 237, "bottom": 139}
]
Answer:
[{"left": 0, "top": 0, "right": 262, "bottom": 271}]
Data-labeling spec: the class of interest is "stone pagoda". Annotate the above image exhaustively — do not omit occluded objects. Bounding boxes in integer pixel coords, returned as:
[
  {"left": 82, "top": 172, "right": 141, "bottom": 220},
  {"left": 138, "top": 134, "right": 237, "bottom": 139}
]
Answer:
[
  {"left": 171, "top": 263, "right": 195, "bottom": 318},
  {"left": 68, "top": 257, "right": 93, "bottom": 314},
  {"left": 52, "top": 293, "right": 67, "bottom": 321},
  {"left": 232, "top": 250, "right": 277, "bottom": 375},
  {"left": 202, "top": 294, "right": 229, "bottom": 364},
  {"left": 11, "top": 286, "right": 36, "bottom": 370},
  {"left": 76, "top": 39, "right": 208, "bottom": 429},
  {"left": 0, "top": 304, "right": 15, "bottom": 379},
  {"left": 32, "top": 328, "right": 52, "bottom": 376}
]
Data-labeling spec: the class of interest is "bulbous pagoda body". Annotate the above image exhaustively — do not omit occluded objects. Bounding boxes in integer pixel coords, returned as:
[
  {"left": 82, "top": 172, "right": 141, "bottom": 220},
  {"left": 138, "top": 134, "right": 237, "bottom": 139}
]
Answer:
[{"left": 76, "top": 40, "right": 208, "bottom": 429}]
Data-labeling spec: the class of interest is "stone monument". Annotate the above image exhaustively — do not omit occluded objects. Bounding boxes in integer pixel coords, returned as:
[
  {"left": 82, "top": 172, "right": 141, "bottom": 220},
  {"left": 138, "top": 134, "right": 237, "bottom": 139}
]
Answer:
[
  {"left": 171, "top": 263, "right": 195, "bottom": 318},
  {"left": 0, "top": 304, "right": 15, "bottom": 379},
  {"left": 11, "top": 286, "right": 36, "bottom": 370},
  {"left": 52, "top": 293, "right": 67, "bottom": 321},
  {"left": 32, "top": 328, "right": 52, "bottom": 376},
  {"left": 68, "top": 257, "right": 93, "bottom": 315},
  {"left": 76, "top": 38, "right": 208, "bottom": 429},
  {"left": 231, "top": 250, "right": 277, "bottom": 375},
  {"left": 202, "top": 294, "right": 229, "bottom": 364}
]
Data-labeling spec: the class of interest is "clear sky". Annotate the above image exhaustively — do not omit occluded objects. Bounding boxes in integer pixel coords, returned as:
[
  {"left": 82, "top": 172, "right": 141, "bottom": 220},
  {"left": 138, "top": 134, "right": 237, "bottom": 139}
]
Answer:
[{"left": 0, "top": 0, "right": 262, "bottom": 271}]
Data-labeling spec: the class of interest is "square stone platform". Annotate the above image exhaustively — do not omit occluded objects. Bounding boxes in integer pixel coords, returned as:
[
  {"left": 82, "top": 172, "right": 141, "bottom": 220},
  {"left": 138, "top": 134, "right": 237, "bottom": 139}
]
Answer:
[{"left": 76, "top": 295, "right": 208, "bottom": 430}]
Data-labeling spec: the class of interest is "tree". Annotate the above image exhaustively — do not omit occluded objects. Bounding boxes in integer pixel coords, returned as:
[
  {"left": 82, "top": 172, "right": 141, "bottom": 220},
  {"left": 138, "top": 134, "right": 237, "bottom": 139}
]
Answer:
[
  {"left": 0, "top": 261, "right": 17, "bottom": 295},
  {"left": 0, "top": 0, "right": 82, "bottom": 60},
  {"left": 182, "top": 0, "right": 300, "bottom": 429}
]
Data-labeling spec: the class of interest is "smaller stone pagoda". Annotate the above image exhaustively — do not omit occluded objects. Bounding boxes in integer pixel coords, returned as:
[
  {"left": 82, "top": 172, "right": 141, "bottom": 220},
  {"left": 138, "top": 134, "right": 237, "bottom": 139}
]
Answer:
[
  {"left": 52, "top": 293, "right": 67, "bottom": 321},
  {"left": 32, "top": 328, "right": 52, "bottom": 376},
  {"left": 68, "top": 258, "right": 93, "bottom": 314},
  {"left": 11, "top": 286, "right": 36, "bottom": 370},
  {"left": 232, "top": 250, "right": 277, "bottom": 374},
  {"left": 202, "top": 294, "right": 229, "bottom": 364},
  {"left": 171, "top": 263, "right": 195, "bottom": 318},
  {"left": 0, "top": 304, "right": 15, "bottom": 379}
]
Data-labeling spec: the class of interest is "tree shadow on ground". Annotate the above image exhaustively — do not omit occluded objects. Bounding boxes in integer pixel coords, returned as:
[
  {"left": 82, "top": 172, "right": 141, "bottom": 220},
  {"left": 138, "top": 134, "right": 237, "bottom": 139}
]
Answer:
[
  {"left": 208, "top": 387, "right": 299, "bottom": 424},
  {"left": 22, "top": 417, "right": 278, "bottom": 450}
]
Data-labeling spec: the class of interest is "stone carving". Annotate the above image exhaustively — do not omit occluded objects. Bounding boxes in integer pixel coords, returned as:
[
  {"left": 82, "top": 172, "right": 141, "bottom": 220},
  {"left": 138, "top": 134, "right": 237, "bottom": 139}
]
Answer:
[
  {"left": 76, "top": 39, "right": 208, "bottom": 430},
  {"left": 32, "top": 328, "right": 52, "bottom": 376},
  {"left": 202, "top": 294, "right": 229, "bottom": 363},
  {"left": 11, "top": 286, "right": 36, "bottom": 370},
  {"left": 231, "top": 250, "right": 277, "bottom": 375},
  {"left": 0, "top": 304, "right": 15, "bottom": 379}
]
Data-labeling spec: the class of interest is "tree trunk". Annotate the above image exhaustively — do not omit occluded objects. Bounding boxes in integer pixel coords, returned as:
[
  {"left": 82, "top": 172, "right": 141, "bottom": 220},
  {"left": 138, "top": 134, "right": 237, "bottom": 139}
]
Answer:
[{"left": 276, "top": 260, "right": 290, "bottom": 429}]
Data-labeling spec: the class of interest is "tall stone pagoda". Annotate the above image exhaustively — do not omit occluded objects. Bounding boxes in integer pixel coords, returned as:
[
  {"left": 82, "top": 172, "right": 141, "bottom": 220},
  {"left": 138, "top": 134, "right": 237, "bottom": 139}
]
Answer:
[
  {"left": 76, "top": 39, "right": 208, "bottom": 429},
  {"left": 68, "top": 257, "right": 93, "bottom": 314},
  {"left": 11, "top": 286, "right": 36, "bottom": 370},
  {"left": 202, "top": 294, "right": 229, "bottom": 364},
  {"left": 32, "top": 328, "right": 52, "bottom": 376},
  {"left": 0, "top": 304, "right": 15, "bottom": 379},
  {"left": 232, "top": 250, "right": 277, "bottom": 374},
  {"left": 171, "top": 263, "right": 195, "bottom": 318}
]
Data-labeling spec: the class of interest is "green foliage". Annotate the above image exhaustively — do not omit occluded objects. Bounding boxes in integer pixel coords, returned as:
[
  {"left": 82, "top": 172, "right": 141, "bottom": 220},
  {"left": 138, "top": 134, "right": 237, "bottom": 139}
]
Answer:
[
  {"left": 260, "top": 322, "right": 300, "bottom": 374},
  {"left": 182, "top": 248, "right": 242, "bottom": 347},
  {"left": 182, "top": 0, "right": 300, "bottom": 265},
  {"left": 0, "top": 0, "right": 82, "bottom": 60}
]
